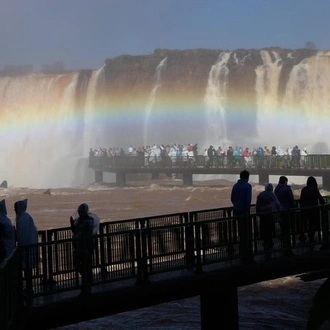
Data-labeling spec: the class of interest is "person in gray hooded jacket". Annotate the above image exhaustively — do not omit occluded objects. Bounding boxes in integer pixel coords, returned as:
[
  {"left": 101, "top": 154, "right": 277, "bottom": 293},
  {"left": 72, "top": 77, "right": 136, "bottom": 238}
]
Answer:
[
  {"left": 15, "top": 198, "right": 38, "bottom": 297},
  {"left": 256, "top": 183, "right": 282, "bottom": 259}
]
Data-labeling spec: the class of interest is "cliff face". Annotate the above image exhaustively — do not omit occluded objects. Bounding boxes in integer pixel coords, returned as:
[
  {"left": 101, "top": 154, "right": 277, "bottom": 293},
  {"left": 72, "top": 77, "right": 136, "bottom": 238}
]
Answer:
[
  {"left": 98, "top": 47, "right": 324, "bottom": 148},
  {"left": 102, "top": 47, "right": 316, "bottom": 97}
]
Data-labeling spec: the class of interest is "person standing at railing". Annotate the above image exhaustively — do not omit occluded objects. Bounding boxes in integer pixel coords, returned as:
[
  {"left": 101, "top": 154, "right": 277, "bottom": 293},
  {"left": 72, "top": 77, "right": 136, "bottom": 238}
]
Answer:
[
  {"left": 0, "top": 199, "right": 16, "bottom": 260},
  {"left": 70, "top": 203, "right": 94, "bottom": 296},
  {"left": 256, "top": 184, "right": 282, "bottom": 260},
  {"left": 299, "top": 176, "right": 325, "bottom": 251},
  {"left": 15, "top": 198, "right": 38, "bottom": 301},
  {"left": 231, "top": 170, "right": 253, "bottom": 264},
  {"left": 274, "top": 176, "right": 295, "bottom": 256}
]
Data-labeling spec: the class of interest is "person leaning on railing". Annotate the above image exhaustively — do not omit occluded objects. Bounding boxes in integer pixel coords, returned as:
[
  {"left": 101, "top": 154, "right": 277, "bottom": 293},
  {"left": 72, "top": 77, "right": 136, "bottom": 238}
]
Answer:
[
  {"left": 299, "top": 176, "right": 325, "bottom": 251},
  {"left": 70, "top": 203, "right": 94, "bottom": 297}
]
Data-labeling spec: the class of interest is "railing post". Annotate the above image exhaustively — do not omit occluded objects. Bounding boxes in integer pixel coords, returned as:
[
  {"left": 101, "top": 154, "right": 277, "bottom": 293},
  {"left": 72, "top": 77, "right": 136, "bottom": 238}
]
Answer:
[
  {"left": 136, "top": 228, "right": 149, "bottom": 285},
  {"left": 98, "top": 226, "right": 108, "bottom": 279},
  {"left": 200, "top": 284, "right": 238, "bottom": 330},
  {"left": 321, "top": 205, "right": 330, "bottom": 249},
  {"left": 194, "top": 223, "right": 203, "bottom": 274}
]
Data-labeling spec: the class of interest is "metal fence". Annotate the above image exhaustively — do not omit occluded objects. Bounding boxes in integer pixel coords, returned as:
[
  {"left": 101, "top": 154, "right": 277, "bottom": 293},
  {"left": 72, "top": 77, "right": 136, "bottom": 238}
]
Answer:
[{"left": 89, "top": 154, "right": 330, "bottom": 170}]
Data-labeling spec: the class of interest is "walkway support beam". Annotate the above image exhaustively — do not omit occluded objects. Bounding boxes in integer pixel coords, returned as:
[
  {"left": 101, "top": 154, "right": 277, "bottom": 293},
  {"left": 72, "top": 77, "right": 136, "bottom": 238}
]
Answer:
[
  {"left": 95, "top": 171, "right": 103, "bottom": 183},
  {"left": 258, "top": 171, "right": 269, "bottom": 186},
  {"left": 323, "top": 175, "right": 330, "bottom": 191},
  {"left": 200, "top": 284, "right": 238, "bottom": 330},
  {"left": 116, "top": 173, "right": 126, "bottom": 187},
  {"left": 183, "top": 172, "right": 193, "bottom": 186}
]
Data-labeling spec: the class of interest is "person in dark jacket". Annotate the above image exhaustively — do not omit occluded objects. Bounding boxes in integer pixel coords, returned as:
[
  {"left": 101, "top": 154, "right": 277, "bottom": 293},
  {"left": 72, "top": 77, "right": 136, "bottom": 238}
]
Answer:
[
  {"left": 70, "top": 203, "right": 94, "bottom": 296},
  {"left": 299, "top": 176, "right": 325, "bottom": 248},
  {"left": 256, "top": 183, "right": 282, "bottom": 259},
  {"left": 0, "top": 199, "right": 16, "bottom": 259},
  {"left": 274, "top": 176, "right": 295, "bottom": 210},
  {"left": 15, "top": 198, "right": 38, "bottom": 303},
  {"left": 274, "top": 176, "right": 295, "bottom": 255},
  {"left": 231, "top": 170, "right": 252, "bottom": 264},
  {"left": 0, "top": 223, "right": 6, "bottom": 264}
]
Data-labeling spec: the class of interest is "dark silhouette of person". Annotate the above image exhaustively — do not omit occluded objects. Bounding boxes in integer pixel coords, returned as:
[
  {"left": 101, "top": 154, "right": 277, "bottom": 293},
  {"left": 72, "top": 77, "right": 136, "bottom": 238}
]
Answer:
[
  {"left": 256, "top": 183, "right": 282, "bottom": 260},
  {"left": 0, "top": 223, "right": 6, "bottom": 264},
  {"left": 70, "top": 203, "right": 94, "bottom": 296},
  {"left": 274, "top": 176, "right": 295, "bottom": 255},
  {"left": 0, "top": 199, "right": 16, "bottom": 259},
  {"left": 299, "top": 176, "right": 325, "bottom": 250},
  {"left": 231, "top": 170, "right": 253, "bottom": 264},
  {"left": 206, "top": 145, "right": 215, "bottom": 167},
  {"left": 15, "top": 198, "right": 38, "bottom": 302}
]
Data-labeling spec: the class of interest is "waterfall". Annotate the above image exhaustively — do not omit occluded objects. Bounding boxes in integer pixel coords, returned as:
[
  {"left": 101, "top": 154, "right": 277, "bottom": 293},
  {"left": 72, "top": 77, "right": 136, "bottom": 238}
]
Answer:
[
  {"left": 281, "top": 52, "right": 330, "bottom": 152},
  {"left": 203, "top": 52, "right": 231, "bottom": 148},
  {"left": 143, "top": 57, "right": 167, "bottom": 146},
  {"left": 83, "top": 66, "right": 106, "bottom": 151},
  {"left": 255, "top": 50, "right": 282, "bottom": 143},
  {"left": 0, "top": 72, "right": 102, "bottom": 188}
]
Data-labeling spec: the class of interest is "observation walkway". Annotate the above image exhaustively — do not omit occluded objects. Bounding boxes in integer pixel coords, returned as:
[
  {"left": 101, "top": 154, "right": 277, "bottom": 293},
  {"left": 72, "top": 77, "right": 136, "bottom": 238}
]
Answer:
[
  {"left": 2, "top": 203, "right": 330, "bottom": 330},
  {"left": 88, "top": 154, "right": 330, "bottom": 189}
]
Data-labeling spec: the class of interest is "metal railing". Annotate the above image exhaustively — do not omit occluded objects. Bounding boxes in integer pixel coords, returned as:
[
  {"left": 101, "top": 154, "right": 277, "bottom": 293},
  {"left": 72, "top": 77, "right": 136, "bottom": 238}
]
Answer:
[
  {"left": 89, "top": 154, "right": 330, "bottom": 170},
  {"left": 0, "top": 249, "right": 23, "bottom": 330}
]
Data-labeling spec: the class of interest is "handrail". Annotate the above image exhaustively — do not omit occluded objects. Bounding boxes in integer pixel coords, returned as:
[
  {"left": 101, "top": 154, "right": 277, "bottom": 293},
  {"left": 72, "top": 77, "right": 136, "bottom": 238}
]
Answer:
[{"left": 89, "top": 154, "right": 330, "bottom": 170}]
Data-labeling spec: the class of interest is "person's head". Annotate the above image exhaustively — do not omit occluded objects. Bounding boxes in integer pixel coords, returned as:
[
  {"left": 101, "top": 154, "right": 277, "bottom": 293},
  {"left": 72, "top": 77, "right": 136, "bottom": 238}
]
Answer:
[
  {"left": 240, "top": 170, "right": 250, "bottom": 180},
  {"left": 77, "top": 203, "right": 89, "bottom": 217},
  {"left": 14, "top": 199, "right": 28, "bottom": 215},
  {"left": 306, "top": 176, "right": 317, "bottom": 188},
  {"left": 278, "top": 176, "right": 288, "bottom": 184},
  {"left": 265, "top": 183, "right": 273, "bottom": 192}
]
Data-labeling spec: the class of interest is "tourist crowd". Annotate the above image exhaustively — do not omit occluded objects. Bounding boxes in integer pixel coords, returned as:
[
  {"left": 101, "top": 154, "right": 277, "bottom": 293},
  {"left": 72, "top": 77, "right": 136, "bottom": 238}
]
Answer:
[{"left": 89, "top": 143, "right": 309, "bottom": 168}]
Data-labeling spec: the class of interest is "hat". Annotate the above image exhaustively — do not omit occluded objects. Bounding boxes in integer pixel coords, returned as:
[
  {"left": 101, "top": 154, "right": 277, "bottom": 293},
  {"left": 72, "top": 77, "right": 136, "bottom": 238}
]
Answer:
[
  {"left": 78, "top": 203, "right": 89, "bottom": 214},
  {"left": 265, "top": 183, "right": 273, "bottom": 192}
]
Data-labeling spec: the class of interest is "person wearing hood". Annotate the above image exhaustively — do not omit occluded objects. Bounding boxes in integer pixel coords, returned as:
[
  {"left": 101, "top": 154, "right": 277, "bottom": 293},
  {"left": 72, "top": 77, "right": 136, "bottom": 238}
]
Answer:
[
  {"left": 15, "top": 198, "right": 38, "bottom": 298},
  {"left": 0, "top": 199, "right": 16, "bottom": 260},
  {"left": 231, "top": 170, "right": 253, "bottom": 264},
  {"left": 274, "top": 176, "right": 295, "bottom": 256},
  {"left": 274, "top": 176, "right": 295, "bottom": 210},
  {"left": 256, "top": 184, "right": 282, "bottom": 259},
  {"left": 70, "top": 203, "right": 94, "bottom": 296},
  {"left": 299, "top": 176, "right": 325, "bottom": 249}
]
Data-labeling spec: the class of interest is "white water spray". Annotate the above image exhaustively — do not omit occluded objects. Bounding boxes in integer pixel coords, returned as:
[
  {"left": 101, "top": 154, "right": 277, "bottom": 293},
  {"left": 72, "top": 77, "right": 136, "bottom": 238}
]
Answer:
[
  {"left": 203, "top": 52, "right": 231, "bottom": 148},
  {"left": 143, "top": 57, "right": 167, "bottom": 146}
]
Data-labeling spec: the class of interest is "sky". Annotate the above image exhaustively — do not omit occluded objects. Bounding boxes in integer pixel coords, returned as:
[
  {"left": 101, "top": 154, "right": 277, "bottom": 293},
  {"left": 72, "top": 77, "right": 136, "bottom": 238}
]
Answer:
[{"left": 0, "top": 0, "right": 329, "bottom": 71}]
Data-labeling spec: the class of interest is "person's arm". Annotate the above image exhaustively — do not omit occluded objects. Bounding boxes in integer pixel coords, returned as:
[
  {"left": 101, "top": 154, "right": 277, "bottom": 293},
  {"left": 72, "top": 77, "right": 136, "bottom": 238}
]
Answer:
[
  {"left": 318, "top": 190, "right": 325, "bottom": 205},
  {"left": 70, "top": 216, "right": 76, "bottom": 234},
  {"left": 289, "top": 188, "right": 295, "bottom": 208}
]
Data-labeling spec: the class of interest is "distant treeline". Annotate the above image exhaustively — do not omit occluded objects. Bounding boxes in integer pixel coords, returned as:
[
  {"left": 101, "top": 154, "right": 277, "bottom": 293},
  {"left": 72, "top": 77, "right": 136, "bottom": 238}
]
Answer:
[{"left": 0, "top": 62, "right": 69, "bottom": 77}]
